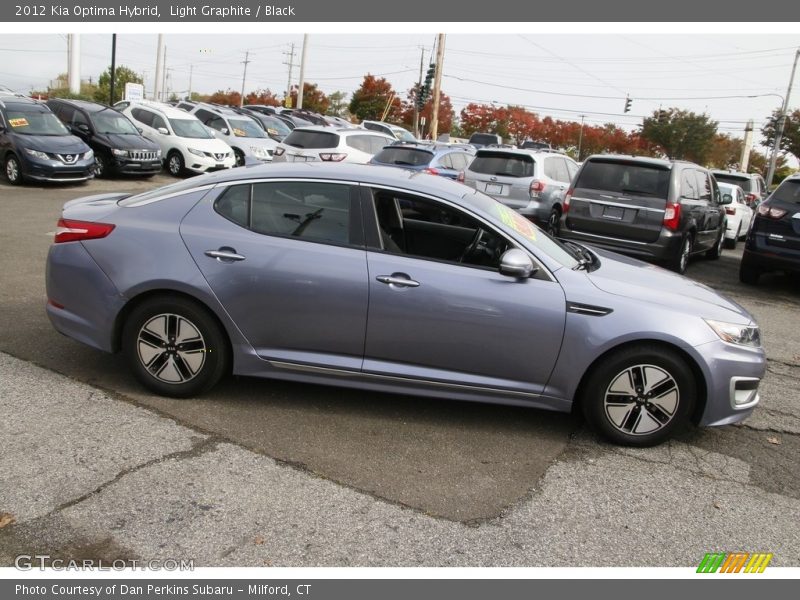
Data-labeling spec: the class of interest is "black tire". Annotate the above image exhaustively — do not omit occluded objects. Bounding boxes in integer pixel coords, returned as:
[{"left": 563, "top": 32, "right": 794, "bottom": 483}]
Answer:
[
  {"left": 94, "top": 154, "right": 109, "bottom": 178},
  {"left": 739, "top": 258, "right": 761, "bottom": 285},
  {"left": 233, "top": 148, "right": 245, "bottom": 167},
  {"left": 122, "top": 296, "right": 229, "bottom": 398},
  {"left": 581, "top": 344, "right": 696, "bottom": 447},
  {"left": 166, "top": 151, "right": 185, "bottom": 177},
  {"left": 545, "top": 206, "right": 561, "bottom": 237},
  {"left": 705, "top": 227, "right": 724, "bottom": 260},
  {"left": 4, "top": 153, "right": 23, "bottom": 185},
  {"left": 668, "top": 234, "right": 692, "bottom": 274}
]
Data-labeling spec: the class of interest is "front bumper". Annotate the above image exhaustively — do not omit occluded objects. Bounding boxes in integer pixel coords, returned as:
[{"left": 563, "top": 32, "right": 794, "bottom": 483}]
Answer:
[
  {"left": 692, "top": 338, "right": 766, "bottom": 427},
  {"left": 112, "top": 157, "right": 163, "bottom": 175},
  {"left": 185, "top": 153, "right": 235, "bottom": 174},
  {"left": 20, "top": 154, "right": 94, "bottom": 183}
]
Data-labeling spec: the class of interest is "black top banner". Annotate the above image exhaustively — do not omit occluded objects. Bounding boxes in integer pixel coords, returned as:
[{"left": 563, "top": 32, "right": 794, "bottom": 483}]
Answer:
[{"left": 2, "top": 0, "right": 799, "bottom": 22}]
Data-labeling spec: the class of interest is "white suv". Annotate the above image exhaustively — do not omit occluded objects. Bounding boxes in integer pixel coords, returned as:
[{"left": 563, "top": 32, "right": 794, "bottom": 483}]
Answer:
[
  {"left": 273, "top": 127, "right": 394, "bottom": 164},
  {"left": 189, "top": 103, "right": 279, "bottom": 166},
  {"left": 115, "top": 100, "right": 235, "bottom": 177}
]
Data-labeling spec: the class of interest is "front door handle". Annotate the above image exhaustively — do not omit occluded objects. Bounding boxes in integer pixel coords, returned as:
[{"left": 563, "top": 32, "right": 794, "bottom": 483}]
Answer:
[
  {"left": 205, "top": 247, "right": 246, "bottom": 262},
  {"left": 376, "top": 275, "right": 420, "bottom": 288}
]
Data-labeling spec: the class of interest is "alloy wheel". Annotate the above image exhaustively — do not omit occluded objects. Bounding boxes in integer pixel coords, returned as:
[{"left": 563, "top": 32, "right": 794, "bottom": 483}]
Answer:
[
  {"left": 603, "top": 364, "right": 679, "bottom": 436},
  {"left": 6, "top": 156, "right": 20, "bottom": 182},
  {"left": 168, "top": 154, "right": 182, "bottom": 176},
  {"left": 136, "top": 313, "right": 206, "bottom": 384},
  {"left": 679, "top": 237, "right": 692, "bottom": 272}
]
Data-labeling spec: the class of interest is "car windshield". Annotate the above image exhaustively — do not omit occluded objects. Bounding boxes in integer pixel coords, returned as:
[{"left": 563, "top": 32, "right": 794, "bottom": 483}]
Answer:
[
  {"left": 6, "top": 108, "right": 69, "bottom": 135},
  {"left": 470, "top": 152, "right": 535, "bottom": 178},
  {"left": 91, "top": 110, "right": 139, "bottom": 134},
  {"left": 714, "top": 173, "right": 754, "bottom": 192},
  {"left": 372, "top": 147, "right": 433, "bottom": 166},
  {"left": 576, "top": 160, "right": 670, "bottom": 198},
  {"left": 229, "top": 118, "right": 265, "bottom": 138},
  {"left": 391, "top": 127, "right": 416, "bottom": 142},
  {"left": 771, "top": 180, "right": 800, "bottom": 204},
  {"left": 169, "top": 118, "right": 212, "bottom": 138},
  {"left": 464, "top": 189, "right": 580, "bottom": 269},
  {"left": 260, "top": 116, "right": 291, "bottom": 137}
]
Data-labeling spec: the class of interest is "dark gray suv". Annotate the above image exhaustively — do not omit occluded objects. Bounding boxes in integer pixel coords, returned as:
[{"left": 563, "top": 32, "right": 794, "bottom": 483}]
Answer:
[{"left": 559, "top": 155, "right": 727, "bottom": 273}]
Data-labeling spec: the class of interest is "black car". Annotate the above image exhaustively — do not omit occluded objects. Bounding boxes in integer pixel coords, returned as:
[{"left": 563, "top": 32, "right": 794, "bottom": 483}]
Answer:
[
  {"left": 468, "top": 132, "right": 502, "bottom": 149},
  {"left": 740, "top": 173, "right": 800, "bottom": 284},
  {"left": 559, "top": 155, "right": 728, "bottom": 273},
  {"left": 47, "top": 98, "right": 161, "bottom": 178},
  {"left": 0, "top": 95, "right": 94, "bottom": 185},
  {"left": 237, "top": 108, "right": 292, "bottom": 142}
]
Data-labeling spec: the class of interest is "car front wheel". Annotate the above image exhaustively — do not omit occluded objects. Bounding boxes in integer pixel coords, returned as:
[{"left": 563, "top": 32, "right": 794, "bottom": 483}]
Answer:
[
  {"left": 167, "top": 151, "right": 185, "bottom": 177},
  {"left": 5, "top": 153, "right": 23, "bottom": 185},
  {"left": 581, "top": 345, "right": 695, "bottom": 446},
  {"left": 122, "top": 297, "right": 229, "bottom": 398}
]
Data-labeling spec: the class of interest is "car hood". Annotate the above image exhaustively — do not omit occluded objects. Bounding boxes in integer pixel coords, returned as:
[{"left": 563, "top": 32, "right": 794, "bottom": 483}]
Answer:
[
  {"left": 585, "top": 247, "right": 754, "bottom": 324},
  {"left": 16, "top": 134, "right": 89, "bottom": 154},
  {"left": 96, "top": 133, "right": 160, "bottom": 151},
  {"left": 183, "top": 137, "right": 233, "bottom": 153}
]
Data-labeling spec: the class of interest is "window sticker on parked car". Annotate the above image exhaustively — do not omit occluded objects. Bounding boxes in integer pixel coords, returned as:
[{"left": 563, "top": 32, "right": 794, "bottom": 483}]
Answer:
[
  {"left": 232, "top": 128, "right": 247, "bottom": 137},
  {"left": 495, "top": 205, "right": 538, "bottom": 241},
  {"left": 9, "top": 118, "right": 29, "bottom": 127}
]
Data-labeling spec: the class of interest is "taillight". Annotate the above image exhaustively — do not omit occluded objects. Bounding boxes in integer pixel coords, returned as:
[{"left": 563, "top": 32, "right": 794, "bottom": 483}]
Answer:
[
  {"left": 54, "top": 219, "right": 115, "bottom": 243},
  {"left": 745, "top": 193, "right": 757, "bottom": 205},
  {"left": 273, "top": 147, "right": 285, "bottom": 156},
  {"left": 725, "top": 207, "right": 736, "bottom": 215},
  {"left": 529, "top": 179, "right": 546, "bottom": 196},
  {"left": 663, "top": 201, "right": 682, "bottom": 231},
  {"left": 423, "top": 167, "right": 439, "bottom": 175},
  {"left": 456, "top": 171, "right": 465, "bottom": 183},
  {"left": 319, "top": 153, "right": 347, "bottom": 162},
  {"left": 757, "top": 205, "right": 787, "bottom": 219},
  {"left": 563, "top": 188, "right": 573, "bottom": 213}
]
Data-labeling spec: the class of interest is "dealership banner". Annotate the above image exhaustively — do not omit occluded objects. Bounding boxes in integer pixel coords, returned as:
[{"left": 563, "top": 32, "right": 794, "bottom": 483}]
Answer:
[{"left": 1, "top": 0, "right": 799, "bottom": 22}]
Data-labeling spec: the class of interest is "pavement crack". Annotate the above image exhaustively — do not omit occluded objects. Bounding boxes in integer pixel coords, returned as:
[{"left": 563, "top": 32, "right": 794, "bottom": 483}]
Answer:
[{"left": 49, "top": 437, "right": 219, "bottom": 515}]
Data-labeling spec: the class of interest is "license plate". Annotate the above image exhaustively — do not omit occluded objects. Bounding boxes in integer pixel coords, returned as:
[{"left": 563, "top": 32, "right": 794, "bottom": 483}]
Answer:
[
  {"left": 486, "top": 183, "right": 503, "bottom": 194},
  {"left": 602, "top": 205, "right": 625, "bottom": 220},
  {"left": 216, "top": 163, "right": 224, "bottom": 169}
]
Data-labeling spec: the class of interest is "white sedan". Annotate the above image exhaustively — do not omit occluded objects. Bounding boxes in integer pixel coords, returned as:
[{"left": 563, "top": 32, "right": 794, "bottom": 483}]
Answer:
[{"left": 719, "top": 182, "right": 753, "bottom": 249}]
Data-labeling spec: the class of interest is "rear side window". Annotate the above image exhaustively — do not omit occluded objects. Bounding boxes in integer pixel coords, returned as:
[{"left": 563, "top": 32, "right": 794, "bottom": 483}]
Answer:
[
  {"left": 681, "top": 170, "right": 699, "bottom": 200},
  {"left": 347, "top": 134, "right": 389, "bottom": 154},
  {"left": 544, "top": 157, "right": 570, "bottom": 183},
  {"left": 575, "top": 160, "right": 670, "bottom": 199},
  {"left": 372, "top": 147, "right": 432, "bottom": 167},
  {"left": 284, "top": 130, "right": 339, "bottom": 149},
  {"left": 771, "top": 180, "right": 800, "bottom": 204},
  {"left": 469, "top": 152, "right": 535, "bottom": 178},
  {"left": 696, "top": 171, "right": 712, "bottom": 201},
  {"left": 214, "top": 181, "right": 353, "bottom": 246}
]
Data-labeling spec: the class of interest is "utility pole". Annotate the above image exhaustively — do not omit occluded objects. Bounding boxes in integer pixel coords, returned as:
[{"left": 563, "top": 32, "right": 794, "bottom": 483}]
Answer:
[
  {"left": 239, "top": 50, "right": 251, "bottom": 107},
  {"left": 297, "top": 34, "right": 309, "bottom": 110},
  {"left": 767, "top": 48, "right": 799, "bottom": 188},
  {"left": 283, "top": 43, "right": 296, "bottom": 107},
  {"left": 430, "top": 33, "right": 446, "bottom": 141},
  {"left": 68, "top": 34, "right": 80, "bottom": 94},
  {"left": 577, "top": 114, "right": 586, "bottom": 161},
  {"left": 187, "top": 64, "right": 193, "bottom": 101},
  {"left": 154, "top": 34, "right": 164, "bottom": 101},
  {"left": 413, "top": 47, "right": 425, "bottom": 138},
  {"left": 161, "top": 46, "right": 168, "bottom": 102},
  {"left": 740, "top": 120, "right": 754, "bottom": 172},
  {"left": 109, "top": 34, "right": 117, "bottom": 105}
]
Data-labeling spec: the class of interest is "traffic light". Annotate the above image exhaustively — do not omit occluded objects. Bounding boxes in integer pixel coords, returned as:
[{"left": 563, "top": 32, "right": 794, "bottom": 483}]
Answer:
[
  {"left": 624, "top": 95, "right": 632, "bottom": 113},
  {"left": 657, "top": 109, "right": 668, "bottom": 123},
  {"left": 416, "top": 64, "right": 436, "bottom": 111}
]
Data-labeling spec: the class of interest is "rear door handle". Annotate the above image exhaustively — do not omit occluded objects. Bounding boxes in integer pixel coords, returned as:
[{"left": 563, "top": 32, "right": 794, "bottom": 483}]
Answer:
[
  {"left": 376, "top": 275, "right": 420, "bottom": 288},
  {"left": 205, "top": 248, "right": 246, "bottom": 262}
]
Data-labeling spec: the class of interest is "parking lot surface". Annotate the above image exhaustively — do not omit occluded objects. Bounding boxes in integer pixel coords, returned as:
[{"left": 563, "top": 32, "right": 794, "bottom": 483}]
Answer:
[{"left": 1, "top": 175, "right": 799, "bottom": 566}]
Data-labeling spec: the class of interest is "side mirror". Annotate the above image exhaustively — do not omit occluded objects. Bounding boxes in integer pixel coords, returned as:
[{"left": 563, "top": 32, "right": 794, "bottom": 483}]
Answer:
[
  {"left": 77, "top": 122, "right": 90, "bottom": 133},
  {"left": 157, "top": 127, "right": 169, "bottom": 135},
  {"left": 720, "top": 194, "right": 733, "bottom": 205},
  {"left": 499, "top": 248, "right": 536, "bottom": 279},
  {"left": 221, "top": 128, "right": 229, "bottom": 136}
]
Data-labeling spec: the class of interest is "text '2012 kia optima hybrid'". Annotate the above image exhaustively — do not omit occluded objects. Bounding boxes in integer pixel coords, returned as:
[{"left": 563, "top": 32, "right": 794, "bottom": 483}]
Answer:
[{"left": 46, "top": 164, "right": 765, "bottom": 446}]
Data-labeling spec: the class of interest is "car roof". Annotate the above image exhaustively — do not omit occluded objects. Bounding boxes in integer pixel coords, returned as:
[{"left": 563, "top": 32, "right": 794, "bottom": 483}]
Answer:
[
  {"left": 1, "top": 97, "right": 49, "bottom": 110},
  {"left": 584, "top": 154, "right": 676, "bottom": 169},
  {"left": 290, "top": 126, "right": 392, "bottom": 137},
  {"left": 48, "top": 98, "right": 110, "bottom": 113},
  {"left": 125, "top": 100, "right": 192, "bottom": 119},
  {"left": 711, "top": 169, "right": 759, "bottom": 178}
]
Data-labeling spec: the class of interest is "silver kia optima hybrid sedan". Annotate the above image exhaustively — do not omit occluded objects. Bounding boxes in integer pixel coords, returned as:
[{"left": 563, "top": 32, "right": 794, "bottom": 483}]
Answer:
[{"left": 45, "top": 164, "right": 765, "bottom": 446}]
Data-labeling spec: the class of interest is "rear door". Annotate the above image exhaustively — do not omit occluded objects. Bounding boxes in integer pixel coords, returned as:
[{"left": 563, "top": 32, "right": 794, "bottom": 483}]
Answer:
[
  {"left": 465, "top": 150, "right": 536, "bottom": 208},
  {"left": 693, "top": 170, "right": 723, "bottom": 249},
  {"left": 566, "top": 158, "right": 671, "bottom": 243}
]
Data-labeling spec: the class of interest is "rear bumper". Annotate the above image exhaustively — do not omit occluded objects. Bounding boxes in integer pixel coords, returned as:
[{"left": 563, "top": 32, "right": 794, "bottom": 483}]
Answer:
[
  {"left": 742, "top": 233, "right": 800, "bottom": 273},
  {"left": 559, "top": 224, "right": 683, "bottom": 261}
]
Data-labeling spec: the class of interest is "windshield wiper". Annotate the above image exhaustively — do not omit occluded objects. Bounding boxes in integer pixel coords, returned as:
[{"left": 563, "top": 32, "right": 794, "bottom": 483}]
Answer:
[{"left": 563, "top": 240, "right": 595, "bottom": 270}]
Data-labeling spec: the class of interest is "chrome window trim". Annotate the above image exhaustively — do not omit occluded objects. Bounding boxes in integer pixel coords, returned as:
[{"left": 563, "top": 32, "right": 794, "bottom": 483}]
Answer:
[{"left": 570, "top": 196, "right": 666, "bottom": 214}]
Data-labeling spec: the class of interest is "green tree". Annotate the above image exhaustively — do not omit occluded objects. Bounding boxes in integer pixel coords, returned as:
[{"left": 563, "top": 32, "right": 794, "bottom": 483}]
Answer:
[
  {"left": 290, "top": 82, "right": 329, "bottom": 114},
  {"left": 327, "top": 91, "right": 349, "bottom": 117},
  {"left": 761, "top": 108, "right": 800, "bottom": 161},
  {"left": 94, "top": 65, "right": 143, "bottom": 105},
  {"left": 348, "top": 74, "right": 401, "bottom": 122},
  {"left": 640, "top": 108, "right": 718, "bottom": 163}
]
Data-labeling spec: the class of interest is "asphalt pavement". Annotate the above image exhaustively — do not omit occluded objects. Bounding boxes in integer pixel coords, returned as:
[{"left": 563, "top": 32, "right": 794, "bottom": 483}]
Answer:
[{"left": 0, "top": 174, "right": 798, "bottom": 566}]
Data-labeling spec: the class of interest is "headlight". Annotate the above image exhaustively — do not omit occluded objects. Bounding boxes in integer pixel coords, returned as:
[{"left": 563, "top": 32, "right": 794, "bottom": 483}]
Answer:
[
  {"left": 112, "top": 148, "right": 128, "bottom": 157},
  {"left": 84, "top": 150, "right": 94, "bottom": 160},
  {"left": 24, "top": 148, "right": 49, "bottom": 160},
  {"left": 187, "top": 148, "right": 205, "bottom": 157},
  {"left": 156, "top": 149, "right": 162, "bottom": 157},
  {"left": 250, "top": 146, "right": 268, "bottom": 158},
  {"left": 704, "top": 319, "right": 761, "bottom": 347}
]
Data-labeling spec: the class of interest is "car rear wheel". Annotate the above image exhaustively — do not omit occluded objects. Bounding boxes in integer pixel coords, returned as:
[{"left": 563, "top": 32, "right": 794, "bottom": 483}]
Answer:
[
  {"left": 724, "top": 224, "right": 740, "bottom": 249},
  {"left": 167, "top": 151, "right": 184, "bottom": 177},
  {"left": 668, "top": 235, "right": 692, "bottom": 274},
  {"left": 546, "top": 207, "right": 561, "bottom": 237},
  {"left": 122, "top": 297, "right": 229, "bottom": 398},
  {"left": 5, "top": 153, "right": 23, "bottom": 185},
  {"left": 581, "top": 345, "right": 695, "bottom": 447},
  {"left": 705, "top": 228, "right": 724, "bottom": 259},
  {"left": 739, "top": 258, "right": 761, "bottom": 285}
]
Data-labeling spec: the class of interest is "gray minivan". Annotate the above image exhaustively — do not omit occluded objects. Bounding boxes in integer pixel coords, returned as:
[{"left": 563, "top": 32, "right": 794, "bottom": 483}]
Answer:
[
  {"left": 462, "top": 148, "right": 579, "bottom": 234},
  {"left": 559, "top": 155, "right": 728, "bottom": 273}
]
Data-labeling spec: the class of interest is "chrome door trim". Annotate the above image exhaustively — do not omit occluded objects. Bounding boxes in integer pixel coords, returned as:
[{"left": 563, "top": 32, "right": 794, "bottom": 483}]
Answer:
[{"left": 570, "top": 196, "right": 666, "bottom": 214}]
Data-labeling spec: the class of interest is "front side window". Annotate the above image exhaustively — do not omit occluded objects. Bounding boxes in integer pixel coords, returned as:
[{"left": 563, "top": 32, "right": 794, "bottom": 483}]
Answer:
[{"left": 214, "top": 181, "right": 353, "bottom": 246}]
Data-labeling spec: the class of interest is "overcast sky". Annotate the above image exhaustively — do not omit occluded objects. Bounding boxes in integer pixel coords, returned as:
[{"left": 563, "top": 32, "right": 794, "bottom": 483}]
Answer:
[{"left": 2, "top": 33, "right": 799, "bottom": 145}]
